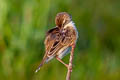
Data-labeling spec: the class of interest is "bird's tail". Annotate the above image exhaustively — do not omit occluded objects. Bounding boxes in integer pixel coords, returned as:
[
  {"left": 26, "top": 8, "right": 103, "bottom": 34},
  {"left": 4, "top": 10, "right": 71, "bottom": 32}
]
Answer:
[{"left": 35, "top": 56, "right": 48, "bottom": 73}]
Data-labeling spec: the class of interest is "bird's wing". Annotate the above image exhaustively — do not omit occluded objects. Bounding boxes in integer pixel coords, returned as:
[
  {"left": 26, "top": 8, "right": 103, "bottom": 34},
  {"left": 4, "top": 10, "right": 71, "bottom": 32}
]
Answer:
[
  {"left": 44, "top": 27, "right": 76, "bottom": 58},
  {"left": 44, "top": 27, "right": 64, "bottom": 57}
]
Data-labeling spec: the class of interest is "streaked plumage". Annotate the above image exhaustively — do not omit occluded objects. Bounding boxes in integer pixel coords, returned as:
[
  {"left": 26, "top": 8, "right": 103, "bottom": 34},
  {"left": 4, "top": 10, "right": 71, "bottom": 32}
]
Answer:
[{"left": 35, "top": 12, "right": 78, "bottom": 73}]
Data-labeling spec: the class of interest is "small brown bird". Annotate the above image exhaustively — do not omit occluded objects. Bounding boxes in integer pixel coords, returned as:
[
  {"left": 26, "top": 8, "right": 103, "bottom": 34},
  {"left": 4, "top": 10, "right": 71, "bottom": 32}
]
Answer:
[{"left": 35, "top": 12, "right": 78, "bottom": 73}]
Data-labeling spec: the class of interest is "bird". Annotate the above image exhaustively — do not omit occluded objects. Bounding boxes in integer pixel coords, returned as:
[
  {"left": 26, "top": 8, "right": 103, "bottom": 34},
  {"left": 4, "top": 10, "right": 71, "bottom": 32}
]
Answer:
[{"left": 35, "top": 12, "right": 78, "bottom": 73}]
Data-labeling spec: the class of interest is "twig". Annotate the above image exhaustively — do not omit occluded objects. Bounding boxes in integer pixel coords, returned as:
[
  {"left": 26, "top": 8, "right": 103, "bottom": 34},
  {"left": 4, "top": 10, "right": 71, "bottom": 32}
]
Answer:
[{"left": 66, "top": 44, "right": 75, "bottom": 80}]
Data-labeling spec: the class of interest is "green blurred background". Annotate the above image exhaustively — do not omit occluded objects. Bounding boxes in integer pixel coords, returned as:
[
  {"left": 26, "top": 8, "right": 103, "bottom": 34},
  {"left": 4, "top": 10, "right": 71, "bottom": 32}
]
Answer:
[{"left": 0, "top": 0, "right": 120, "bottom": 80}]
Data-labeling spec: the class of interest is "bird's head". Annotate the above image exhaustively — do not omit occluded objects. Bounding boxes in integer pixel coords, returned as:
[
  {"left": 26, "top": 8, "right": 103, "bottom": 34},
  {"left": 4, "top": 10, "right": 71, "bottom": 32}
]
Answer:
[{"left": 55, "top": 12, "right": 72, "bottom": 28}]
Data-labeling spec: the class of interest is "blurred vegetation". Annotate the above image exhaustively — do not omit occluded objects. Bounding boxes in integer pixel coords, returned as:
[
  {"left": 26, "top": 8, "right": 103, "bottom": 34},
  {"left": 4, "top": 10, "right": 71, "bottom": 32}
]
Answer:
[{"left": 0, "top": 0, "right": 120, "bottom": 80}]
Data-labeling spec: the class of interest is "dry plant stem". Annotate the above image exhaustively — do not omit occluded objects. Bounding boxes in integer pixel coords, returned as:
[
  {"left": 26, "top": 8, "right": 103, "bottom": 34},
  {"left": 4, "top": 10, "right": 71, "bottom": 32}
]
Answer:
[{"left": 66, "top": 44, "right": 75, "bottom": 80}]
